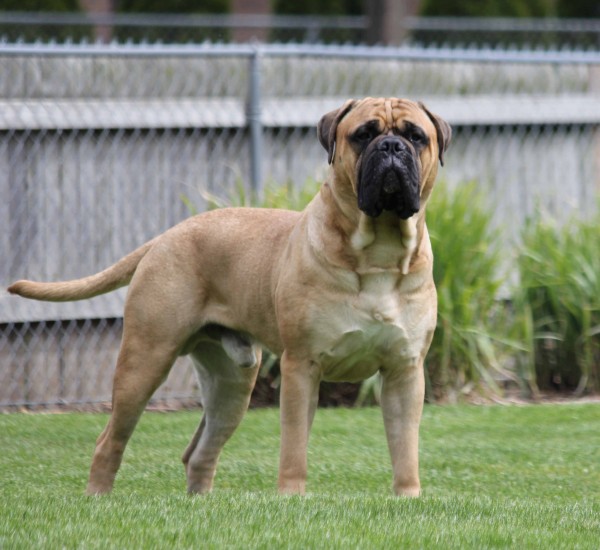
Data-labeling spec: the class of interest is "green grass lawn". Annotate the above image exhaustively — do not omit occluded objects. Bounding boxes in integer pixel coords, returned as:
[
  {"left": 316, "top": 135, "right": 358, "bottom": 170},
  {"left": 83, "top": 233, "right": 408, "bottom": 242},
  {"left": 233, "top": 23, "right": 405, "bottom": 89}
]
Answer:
[{"left": 1, "top": 404, "right": 599, "bottom": 549}]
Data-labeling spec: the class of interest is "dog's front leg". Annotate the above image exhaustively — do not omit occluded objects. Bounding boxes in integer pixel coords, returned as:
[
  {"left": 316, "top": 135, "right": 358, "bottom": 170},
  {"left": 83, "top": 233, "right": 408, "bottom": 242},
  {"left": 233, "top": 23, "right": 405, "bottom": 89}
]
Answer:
[
  {"left": 380, "top": 361, "right": 425, "bottom": 497},
  {"left": 278, "top": 352, "right": 320, "bottom": 495}
]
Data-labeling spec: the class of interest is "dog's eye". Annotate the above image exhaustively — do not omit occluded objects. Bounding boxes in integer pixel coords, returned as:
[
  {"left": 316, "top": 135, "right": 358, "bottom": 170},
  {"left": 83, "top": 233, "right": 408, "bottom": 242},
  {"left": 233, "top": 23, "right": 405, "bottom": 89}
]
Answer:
[
  {"left": 354, "top": 128, "right": 373, "bottom": 142},
  {"left": 405, "top": 128, "right": 427, "bottom": 146}
]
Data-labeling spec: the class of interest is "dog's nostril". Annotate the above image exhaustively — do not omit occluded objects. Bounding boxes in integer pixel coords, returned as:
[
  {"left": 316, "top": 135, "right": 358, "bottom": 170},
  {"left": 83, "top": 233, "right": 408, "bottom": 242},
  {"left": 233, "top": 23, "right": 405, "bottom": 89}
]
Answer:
[{"left": 379, "top": 137, "right": 403, "bottom": 153}]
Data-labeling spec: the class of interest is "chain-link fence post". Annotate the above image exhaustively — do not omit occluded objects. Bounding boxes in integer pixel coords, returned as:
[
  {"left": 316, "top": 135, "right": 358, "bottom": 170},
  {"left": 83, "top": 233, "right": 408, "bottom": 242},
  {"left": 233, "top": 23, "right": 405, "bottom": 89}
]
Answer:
[{"left": 247, "top": 45, "right": 263, "bottom": 200}]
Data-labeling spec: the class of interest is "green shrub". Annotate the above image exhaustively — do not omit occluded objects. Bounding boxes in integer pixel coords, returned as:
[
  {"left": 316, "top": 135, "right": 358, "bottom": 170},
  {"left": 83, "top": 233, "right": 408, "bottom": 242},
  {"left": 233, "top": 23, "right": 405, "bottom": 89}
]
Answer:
[
  {"left": 421, "top": 0, "right": 555, "bottom": 17},
  {"left": 185, "top": 178, "right": 324, "bottom": 405},
  {"left": 187, "top": 179, "right": 518, "bottom": 403},
  {"left": 118, "top": 0, "right": 228, "bottom": 13},
  {"left": 516, "top": 208, "right": 600, "bottom": 394},
  {"left": 425, "top": 182, "right": 517, "bottom": 400},
  {"left": 0, "top": 0, "right": 79, "bottom": 10},
  {"left": 186, "top": 179, "right": 600, "bottom": 401},
  {"left": 183, "top": 178, "right": 320, "bottom": 214}
]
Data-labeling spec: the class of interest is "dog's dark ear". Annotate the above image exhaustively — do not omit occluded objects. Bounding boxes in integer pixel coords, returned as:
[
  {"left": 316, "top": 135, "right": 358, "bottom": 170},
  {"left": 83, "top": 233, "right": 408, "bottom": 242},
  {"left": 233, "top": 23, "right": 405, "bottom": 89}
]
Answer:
[
  {"left": 419, "top": 102, "right": 452, "bottom": 166},
  {"left": 317, "top": 99, "right": 356, "bottom": 164}
]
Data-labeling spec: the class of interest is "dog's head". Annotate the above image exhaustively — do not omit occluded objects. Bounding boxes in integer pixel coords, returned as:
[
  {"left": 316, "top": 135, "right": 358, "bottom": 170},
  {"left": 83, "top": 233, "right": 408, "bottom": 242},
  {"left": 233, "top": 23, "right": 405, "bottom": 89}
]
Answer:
[{"left": 318, "top": 98, "right": 451, "bottom": 219}]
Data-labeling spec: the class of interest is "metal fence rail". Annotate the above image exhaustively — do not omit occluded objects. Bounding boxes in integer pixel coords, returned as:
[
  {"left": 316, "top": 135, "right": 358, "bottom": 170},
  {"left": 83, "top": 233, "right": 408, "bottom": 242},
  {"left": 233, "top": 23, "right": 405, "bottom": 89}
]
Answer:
[{"left": 1, "top": 42, "right": 599, "bottom": 409}]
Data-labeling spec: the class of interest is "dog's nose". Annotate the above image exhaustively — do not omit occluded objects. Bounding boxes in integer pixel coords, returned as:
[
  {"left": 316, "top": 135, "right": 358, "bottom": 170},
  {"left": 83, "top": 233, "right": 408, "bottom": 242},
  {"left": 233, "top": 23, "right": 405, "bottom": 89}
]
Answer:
[{"left": 377, "top": 136, "right": 404, "bottom": 154}]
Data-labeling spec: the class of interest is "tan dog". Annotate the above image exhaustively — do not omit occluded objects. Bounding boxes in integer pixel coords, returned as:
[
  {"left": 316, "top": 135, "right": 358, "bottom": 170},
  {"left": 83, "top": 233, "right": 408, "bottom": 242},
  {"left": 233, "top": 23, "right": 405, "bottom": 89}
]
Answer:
[{"left": 8, "top": 97, "right": 451, "bottom": 497}]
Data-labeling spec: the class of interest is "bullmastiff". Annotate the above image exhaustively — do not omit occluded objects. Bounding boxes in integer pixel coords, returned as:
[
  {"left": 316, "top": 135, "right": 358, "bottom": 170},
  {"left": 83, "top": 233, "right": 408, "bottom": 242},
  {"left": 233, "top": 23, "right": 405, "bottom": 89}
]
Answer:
[{"left": 8, "top": 97, "right": 451, "bottom": 497}]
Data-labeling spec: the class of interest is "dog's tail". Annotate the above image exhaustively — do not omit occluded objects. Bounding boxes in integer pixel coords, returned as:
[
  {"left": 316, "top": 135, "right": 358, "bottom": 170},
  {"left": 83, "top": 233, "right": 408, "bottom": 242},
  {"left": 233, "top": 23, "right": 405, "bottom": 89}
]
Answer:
[{"left": 7, "top": 240, "right": 154, "bottom": 302}]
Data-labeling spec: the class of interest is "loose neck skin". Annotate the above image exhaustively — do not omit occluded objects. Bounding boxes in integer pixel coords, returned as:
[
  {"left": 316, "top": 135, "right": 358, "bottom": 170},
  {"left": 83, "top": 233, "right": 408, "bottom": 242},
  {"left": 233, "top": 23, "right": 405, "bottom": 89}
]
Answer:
[{"left": 305, "top": 176, "right": 430, "bottom": 276}]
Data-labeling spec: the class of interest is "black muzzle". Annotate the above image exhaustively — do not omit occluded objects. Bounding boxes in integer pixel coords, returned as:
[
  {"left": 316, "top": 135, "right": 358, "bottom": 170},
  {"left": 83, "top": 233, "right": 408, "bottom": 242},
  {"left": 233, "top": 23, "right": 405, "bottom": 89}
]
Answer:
[{"left": 357, "top": 136, "right": 420, "bottom": 219}]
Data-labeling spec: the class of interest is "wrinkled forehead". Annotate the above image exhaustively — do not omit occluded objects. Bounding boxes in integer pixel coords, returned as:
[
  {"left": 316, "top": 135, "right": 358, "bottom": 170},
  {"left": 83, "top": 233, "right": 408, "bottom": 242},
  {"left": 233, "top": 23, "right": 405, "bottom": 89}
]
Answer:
[{"left": 344, "top": 97, "right": 431, "bottom": 132}]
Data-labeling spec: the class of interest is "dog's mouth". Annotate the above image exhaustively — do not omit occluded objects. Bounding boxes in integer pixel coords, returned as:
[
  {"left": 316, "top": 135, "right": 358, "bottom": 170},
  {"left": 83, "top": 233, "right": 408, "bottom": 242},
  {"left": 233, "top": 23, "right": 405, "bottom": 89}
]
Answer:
[
  {"left": 357, "top": 146, "right": 421, "bottom": 219},
  {"left": 378, "top": 170, "right": 419, "bottom": 219}
]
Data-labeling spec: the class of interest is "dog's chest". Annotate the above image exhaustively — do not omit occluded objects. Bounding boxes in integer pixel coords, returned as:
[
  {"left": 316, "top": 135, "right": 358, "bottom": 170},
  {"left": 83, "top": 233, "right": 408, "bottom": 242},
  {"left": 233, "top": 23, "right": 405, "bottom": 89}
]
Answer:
[{"left": 311, "top": 271, "right": 434, "bottom": 382}]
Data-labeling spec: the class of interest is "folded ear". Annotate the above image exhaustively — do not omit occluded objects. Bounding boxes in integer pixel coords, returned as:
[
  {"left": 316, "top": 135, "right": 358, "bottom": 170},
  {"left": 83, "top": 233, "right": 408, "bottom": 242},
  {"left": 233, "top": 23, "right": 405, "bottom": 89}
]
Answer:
[
  {"left": 317, "top": 99, "right": 356, "bottom": 164},
  {"left": 419, "top": 102, "right": 452, "bottom": 166}
]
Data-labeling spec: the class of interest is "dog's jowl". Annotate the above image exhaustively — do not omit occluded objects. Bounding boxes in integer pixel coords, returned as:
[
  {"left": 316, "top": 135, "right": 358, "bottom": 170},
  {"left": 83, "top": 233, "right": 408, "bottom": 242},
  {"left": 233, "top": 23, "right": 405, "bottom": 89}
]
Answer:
[{"left": 8, "top": 97, "right": 451, "bottom": 497}]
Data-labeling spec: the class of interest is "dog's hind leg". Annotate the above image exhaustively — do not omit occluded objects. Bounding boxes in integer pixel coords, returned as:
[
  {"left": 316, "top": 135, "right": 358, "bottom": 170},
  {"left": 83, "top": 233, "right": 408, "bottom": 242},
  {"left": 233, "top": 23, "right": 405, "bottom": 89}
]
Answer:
[
  {"left": 86, "top": 336, "right": 178, "bottom": 495},
  {"left": 183, "top": 336, "right": 261, "bottom": 494}
]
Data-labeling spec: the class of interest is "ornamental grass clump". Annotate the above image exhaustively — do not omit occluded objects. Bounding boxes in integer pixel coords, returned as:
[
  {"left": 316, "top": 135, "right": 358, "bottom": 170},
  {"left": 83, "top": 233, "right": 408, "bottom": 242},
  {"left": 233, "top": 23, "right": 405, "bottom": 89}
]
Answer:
[
  {"left": 426, "top": 182, "right": 515, "bottom": 400},
  {"left": 517, "top": 208, "right": 600, "bottom": 394}
]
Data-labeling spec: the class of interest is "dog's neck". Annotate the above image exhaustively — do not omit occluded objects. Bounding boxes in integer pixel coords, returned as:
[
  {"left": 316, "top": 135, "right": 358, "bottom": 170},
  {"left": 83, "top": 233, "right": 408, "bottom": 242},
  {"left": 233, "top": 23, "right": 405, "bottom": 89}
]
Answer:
[
  {"left": 308, "top": 181, "right": 427, "bottom": 276},
  {"left": 349, "top": 212, "right": 419, "bottom": 276}
]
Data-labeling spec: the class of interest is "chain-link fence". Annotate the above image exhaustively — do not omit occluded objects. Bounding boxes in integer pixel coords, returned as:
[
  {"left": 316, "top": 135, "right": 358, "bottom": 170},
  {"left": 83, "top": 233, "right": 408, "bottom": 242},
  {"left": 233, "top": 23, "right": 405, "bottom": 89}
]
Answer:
[{"left": 1, "top": 42, "right": 599, "bottom": 409}]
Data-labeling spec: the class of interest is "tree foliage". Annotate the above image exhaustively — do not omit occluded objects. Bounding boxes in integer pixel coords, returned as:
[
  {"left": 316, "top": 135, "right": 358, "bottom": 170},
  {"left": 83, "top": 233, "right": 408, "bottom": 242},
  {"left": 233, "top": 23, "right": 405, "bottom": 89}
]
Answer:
[
  {"left": 421, "top": 0, "right": 556, "bottom": 18},
  {"left": 556, "top": 0, "right": 600, "bottom": 17},
  {"left": 421, "top": 0, "right": 598, "bottom": 18},
  {"left": 118, "top": 0, "right": 228, "bottom": 13},
  {"left": 273, "top": 0, "right": 363, "bottom": 15},
  {"left": 0, "top": 0, "right": 79, "bottom": 10},
  {"left": 6, "top": 0, "right": 595, "bottom": 18}
]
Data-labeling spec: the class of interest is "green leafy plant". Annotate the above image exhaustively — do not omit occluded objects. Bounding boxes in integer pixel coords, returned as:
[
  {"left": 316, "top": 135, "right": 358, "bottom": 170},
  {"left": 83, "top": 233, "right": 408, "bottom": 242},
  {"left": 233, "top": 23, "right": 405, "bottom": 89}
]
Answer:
[
  {"left": 426, "top": 182, "right": 518, "bottom": 400},
  {"left": 184, "top": 178, "right": 600, "bottom": 402},
  {"left": 184, "top": 178, "right": 322, "bottom": 404},
  {"left": 516, "top": 207, "right": 600, "bottom": 394},
  {"left": 186, "top": 179, "right": 520, "bottom": 403},
  {"left": 184, "top": 178, "right": 321, "bottom": 213}
]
